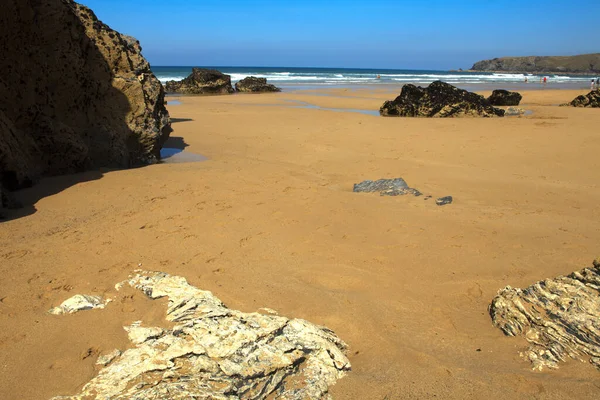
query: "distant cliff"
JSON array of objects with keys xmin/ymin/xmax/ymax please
[{"xmin": 471, "ymin": 53, "xmax": 600, "ymax": 74}]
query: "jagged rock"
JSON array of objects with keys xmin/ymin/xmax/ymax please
[
  {"xmin": 165, "ymin": 68, "xmax": 234, "ymax": 95},
  {"xmin": 0, "ymin": 0, "xmax": 171, "ymax": 197},
  {"xmin": 235, "ymin": 77, "xmax": 281, "ymax": 93},
  {"xmin": 487, "ymin": 90, "xmax": 522, "ymax": 106},
  {"xmin": 353, "ymin": 178, "xmax": 421, "ymax": 196},
  {"xmin": 489, "ymin": 259, "xmax": 600, "ymax": 371},
  {"xmin": 124, "ymin": 322, "xmax": 164, "ymax": 345},
  {"xmin": 96, "ymin": 349, "xmax": 121, "ymax": 366},
  {"xmin": 561, "ymin": 89, "xmax": 600, "ymax": 108},
  {"xmin": 505, "ymin": 107, "xmax": 526, "ymax": 116},
  {"xmin": 51, "ymin": 271, "xmax": 350, "ymax": 399},
  {"xmin": 48, "ymin": 294, "xmax": 106, "ymax": 315},
  {"xmin": 380, "ymin": 81, "xmax": 505, "ymax": 118},
  {"xmin": 435, "ymin": 196, "xmax": 453, "ymax": 206}
]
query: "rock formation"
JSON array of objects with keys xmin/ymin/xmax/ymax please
[
  {"xmin": 561, "ymin": 89, "xmax": 600, "ymax": 108},
  {"xmin": 48, "ymin": 294, "xmax": 107, "ymax": 315},
  {"xmin": 380, "ymin": 81, "xmax": 505, "ymax": 118},
  {"xmin": 165, "ymin": 68, "xmax": 235, "ymax": 95},
  {"xmin": 353, "ymin": 178, "xmax": 422, "ymax": 196},
  {"xmin": 50, "ymin": 271, "xmax": 350, "ymax": 399},
  {"xmin": 489, "ymin": 259, "xmax": 600, "ymax": 371},
  {"xmin": 0, "ymin": 0, "xmax": 170, "ymax": 198},
  {"xmin": 435, "ymin": 196, "xmax": 452, "ymax": 206},
  {"xmin": 471, "ymin": 53, "xmax": 600, "ymax": 73},
  {"xmin": 487, "ymin": 90, "xmax": 522, "ymax": 106},
  {"xmin": 235, "ymin": 77, "xmax": 281, "ymax": 93}
]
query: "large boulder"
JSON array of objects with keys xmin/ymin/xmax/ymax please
[
  {"xmin": 562, "ymin": 89, "xmax": 600, "ymax": 108},
  {"xmin": 0, "ymin": 0, "xmax": 170, "ymax": 194},
  {"xmin": 487, "ymin": 89, "xmax": 522, "ymax": 106},
  {"xmin": 165, "ymin": 68, "xmax": 235, "ymax": 95},
  {"xmin": 235, "ymin": 76, "xmax": 281, "ymax": 93},
  {"xmin": 380, "ymin": 81, "xmax": 505, "ymax": 117}
]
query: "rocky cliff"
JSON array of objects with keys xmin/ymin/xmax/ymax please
[
  {"xmin": 471, "ymin": 53, "xmax": 600, "ymax": 73},
  {"xmin": 0, "ymin": 0, "xmax": 170, "ymax": 201}
]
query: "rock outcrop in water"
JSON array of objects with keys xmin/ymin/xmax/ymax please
[
  {"xmin": 0, "ymin": 0, "xmax": 170, "ymax": 198},
  {"xmin": 561, "ymin": 89, "xmax": 600, "ymax": 108},
  {"xmin": 50, "ymin": 271, "xmax": 350, "ymax": 399},
  {"xmin": 487, "ymin": 90, "xmax": 522, "ymax": 106},
  {"xmin": 471, "ymin": 53, "xmax": 600, "ymax": 73},
  {"xmin": 379, "ymin": 81, "xmax": 505, "ymax": 118},
  {"xmin": 235, "ymin": 77, "xmax": 281, "ymax": 93},
  {"xmin": 165, "ymin": 68, "xmax": 235, "ymax": 95},
  {"xmin": 489, "ymin": 259, "xmax": 600, "ymax": 371}
]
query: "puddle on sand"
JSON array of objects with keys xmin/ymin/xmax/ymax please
[
  {"xmin": 166, "ymin": 99, "xmax": 182, "ymax": 106},
  {"xmin": 159, "ymin": 148, "xmax": 207, "ymax": 164},
  {"xmin": 284, "ymin": 99, "xmax": 380, "ymax": 116}
]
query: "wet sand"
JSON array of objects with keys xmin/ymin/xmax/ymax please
[{"xmin": 1, "ymin": 88, "xmax": 600, "ymax": 399}]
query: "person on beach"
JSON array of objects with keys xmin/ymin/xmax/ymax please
[
  {"xmin": 592, "ymin": 79, "xmax": 596, "ymax": 90},
  {"xmin": 543, "ymin": 76, "xmax": 547, "ymax": 85},
  {"xmin": 525, "ymin": 76, "xmax": 528, "ymax": 83}
]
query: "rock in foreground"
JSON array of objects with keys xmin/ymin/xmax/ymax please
[
  {"xmin": 489, "ymin": 259, "xmax": 600, "ymax": 371},
  {"xmin": 0, "ymin": 0, "xmax": 170, "ymax": 195},
  {"xmin": 487, "ymin": 90, "xmax": 522, "ymax": 106},
  {"xmin": 235, "ymin": 76, "xmax": 281, "ymax": 93},
  {"xmin": 353, "ymin": 178, "xmax": 422, "ymax": 196},
  {"xmin": 562, "ymin": 89, "xmax": 600, "ymax": 108},
  {"xmin": 165, "ymin": 68, "xmax": 235, "ymax": 94},
  {"xmin": 380, "ymin": 81, "xmax": 505, "ymax": 118},
  {"xmin": 51, "ymin": 271, "xmax": 350, "ymax": 399}
]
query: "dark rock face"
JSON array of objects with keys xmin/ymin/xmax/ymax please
[
  {"xmin": 562, "ymin": 89, "xmax": 600, "ymax": 108},
  {"xmin": 471, "ymin": 53, "xmax": 600, "ymax": 73},
  {"xmin": 165, "ymin": 68, "xmax": 234, "ymax": 95},
  {"xmin": 353, "ymin": 178, "xmax": 422, "ymax": 196},
  {"xmin": 490, "ymin": 260, "xmax": 600, "ymax": 371},
  {"xmin": 435, "ymin": 196, "xmax": 453, "ymax": 206},
  {"xmin": 235, "ymin": 77, "xmax": 281, "ymax": 93},
  {"xmin": 380, "ymin": 81, "xmax": 505, "ymax": 118},
  {"xmin": 0, "ymin": 0, "xmax": 170, "ymax": 195},
  {"xmin": 487, "ymin": 90, "xmax": 522, "ymax": 106}
]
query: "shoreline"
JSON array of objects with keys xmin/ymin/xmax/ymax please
[{"xmin": 2, "ymin": 87, "xmax": 600, "ymax": 399}]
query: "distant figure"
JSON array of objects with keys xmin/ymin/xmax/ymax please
[
  {"xmin": 592, "ymin": 79, "xmax": 596, "ymax": 90},
  {"xmin": 543, "ymin": 76, "xmax": 547, "ymax": 85},
  {"xmin": 376, "ymin": 74, "xmax": 381, "ymax": 79},
  {"xmin": 524, "ymin": 76, "xmax": 528, "ymax": 83}
]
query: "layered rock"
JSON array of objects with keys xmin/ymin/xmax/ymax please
[
  {"xmin": 380, "ymin": 81, "xmax": 504, "ymax": 118},
  {"xmin": 165, "ymin": 68, "xmax": 235, "ymax": 94},
  {"xmin": 489, "ymin": 259, "xmax": 600, "ymax": 371},
  {"xmin": 50, "ymin": 271, "xmax": 350, "ymax": 399},
  {"xmin": 487, "ymin": 90, "xmax": 522, "ymax": 106},
  {"xmin": 0, "ymin": 0, "xmax": 170, "ymax": 196},
  {"xmin": 235, "ymin": 76, "xmax": 281, "ymax": 93},
  {"xmin": 562, "ymin": 89, "xmax": 600, "ymax": 108},
  {"xmin": 471, "ymin": 53, "xmax": 600, "ymax": 73}
]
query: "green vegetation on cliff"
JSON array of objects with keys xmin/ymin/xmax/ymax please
[{"xmin": 471, "ymin": 53, "xmax": 600, "ymax": 73}]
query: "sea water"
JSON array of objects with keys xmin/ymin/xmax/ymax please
[{"xmin": 152, "ymin": 66, "xmax": 597, "ymax": 89}]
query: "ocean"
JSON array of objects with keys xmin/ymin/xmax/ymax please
[{"xmin": 152, "ymin": 66, "xmax": 598, "ymax": 89}]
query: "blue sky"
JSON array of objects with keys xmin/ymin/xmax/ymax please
[{"xmin": 83, "ymin": 0, "xmax": 599, "ymax": 69}]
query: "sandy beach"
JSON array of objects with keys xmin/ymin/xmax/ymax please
[{"xmin": 1, "ymin": 87, "xmax": 600, "ymax": 399}]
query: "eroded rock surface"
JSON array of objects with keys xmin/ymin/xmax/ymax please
[
  {"xmin": 48, "ymin": 294, "xmax": 106, "ymax": 315},
  {"xmin": 380, "ymin": 81, "xmax": 505, "ymax": 118},
  {"xmin": 353, "ymin": 178, "xmax": 422, "ymax": 196},
  {"xmin": 235, "ymin": 77, "xmax": 281, "ymax": 93},
  {"xmin": 489, "ymin": 259, "xmax": 600, "ymax": 371},
  {"xmin": 165, "ymin": 68, "xmax": 235, "ymax": 95},
  {"xmin": 562, "ymin": 89, "xmax": 600, "ymax": 108},
  {"xmin": 487, "ymin": 90, "xmax": 522, "ymax": 106},
  {"xmin": 51, "ymin": 271, "xmax": 350, "ymax": 399},
  {"xmin": 0, "ymin": 0, "xmax": 170, "ymax": 196}
]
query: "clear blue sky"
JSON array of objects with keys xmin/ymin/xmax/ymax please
[{"xmin": 82, "ymin": 0, "xmax": 599, "ymax": 70}]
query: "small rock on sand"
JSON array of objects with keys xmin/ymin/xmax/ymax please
[
  {"xmin": 436, "ymin": 196, "xmax": 453, "ymax": 206},
  {"xmin": 48, "ymin": 294, "xmax": 106, "ymax": 315}
]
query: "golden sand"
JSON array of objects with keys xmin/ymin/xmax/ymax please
[{"xmin": 1, "ymin": 88, "xmax": 600, "ymax": 399}]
